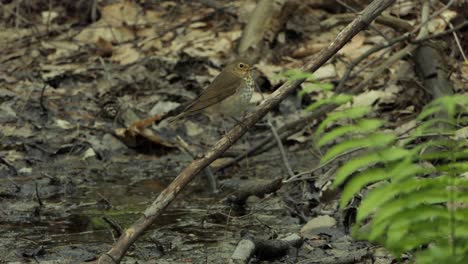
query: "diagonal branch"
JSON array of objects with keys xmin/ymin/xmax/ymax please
[{"xmin": 97, "ymin": 0, "xmax": 396, "ymax": 262}]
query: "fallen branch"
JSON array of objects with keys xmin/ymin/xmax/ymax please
[
  {"xmin": 97, "ymin": 0, "xmax": 396, "ymax": 262},
  {"xmin": 226, "ymin": 178, "xmax": 283, "ymax": 211},
  {"xmin": 230, "ymin": 232, "xmax": 302, "ymax": 264}
]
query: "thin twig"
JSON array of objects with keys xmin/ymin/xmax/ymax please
[
  {"xmin": 267, "ymin": 115, "xmax": 295, "ymax": 178},
  {"xmin": 412, "ymin": 20, "xmax": 468, "ymax": 44},
  {"xmin": 336, "ymin": 0, "xmax": 391, "ymax": 42},
  {"xmin": 102, "ymin": 216, "xmax": 124, "ymax": 237},
  {"xmin": 448, "ymin": 21, "xmax": 468, "ymax": 62},
  {"xmin": 335, "ymin": 32, "xmax": 411, "ymax": 92},
  {"xmin": 176, "ymin": 136, "xmax": 218, "ymax": 193},
  {"xmin": 39, "ymin": 83, "xmax": 47, "ymax": 113},
  {"xmin": 35, "ymin": 182, "xmax": 43, "ymax": 209},
  {"xmin": 284, "ymin": 147, "xmax": 366, "ymax": 183}
]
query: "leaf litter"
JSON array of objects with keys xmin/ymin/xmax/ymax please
[{"xmin": 0, "ymin": 0, "xmax": 466, "ymax": 263}]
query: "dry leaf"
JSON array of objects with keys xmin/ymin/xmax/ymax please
[
  {"xmin": 338, "ymin": 33, "xmax": 366, "ymax": 59},
  {"xmin": 96, "ymin": 37, "xmax": 114, "ymax": 57},
  {"xmin": 41, "ymin": 11, "xmax": 59, "ymax": 24},
  {"xmin": 111, "ymin": 44, "xmax": 140, "ymax": 65},
  {"xmin": 75, "ymin": 20, "xmax": 135, "ymax": 44},
  {"xmin": 41, "ymin": 40, "xmax": 80, "ymax": 61},
  {"xmin": 427, "ymin": 10, "xmax": 457, "ymax": 34},
  {"xmin": 390, "ymin": 0, "xmax": 415, "ymax": 16},
  {"xmin": 101, "ymin": 1, "xmax": 145, "ymax": 27},
  {"xmin": 314, "ymin": 64, "xmax": 336, "ymax": 80}
]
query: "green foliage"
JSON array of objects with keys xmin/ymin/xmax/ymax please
[
  {"xmin": 312, "ymin": 93, "xmax": 468, "ymax": 263},
  {"xmin": 281, "ymin": 68, "xmax": 343, "ymax": 112}
]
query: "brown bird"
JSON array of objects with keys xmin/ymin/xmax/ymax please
[{"xmin": 167, "ymin": 59, "xmax": 254, "ymax": 123}]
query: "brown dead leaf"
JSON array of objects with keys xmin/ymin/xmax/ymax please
[
  {"xmin": 427, "ymin": 10, "xmax": 457, "ymax": 34},
  {"xmin": 96, "ymin": 37, "xmax": 114, "ymax": 57},
  {"xmin": 300, "ymin": 215, "xmax": 337, "ymax": 239},
  {"xmin": 0, "ymin": 27, "xmax": 36, "ymax": 44},
  {"xmin": 75, "ymin": 20, "xmax": 135, "ymax": 44},
  {"xmin": 314, "ymin": 64, "xmax": 336, "ymax": 80},
  {"xmin": 4, "ymin": 150, "xmax": 25, "ymax": 163},
  {"xmin": 390, "ymin": 0, "xmax": 415, "ymax": 16},
  {"xmin": 40, "ymin": 63, "xmax": 86, "ymax": 80},
  {"xmin": 350, "ymin": 89, "xmax": 397, "ymax": 108},
  {"xmin": 101, "ymin": 1, "xmax": 145, "ymax": 27},
  {"xmin": 41, "ymin": 11, "xmax": 59, "ymax": 24},
  {"xmin": 111, "ymin": 44, "xmax": 141, "ymax": 65},
  {"xmin": 184, "ymin": 121, "xmax": 204, "ymax": 137},
  {"xmin": 115, "ymin": 126, "xmax": 175, "ymax": 149},
  {"xmin": 1, "ymin": 124, "xmax": 34, "ymax": 138},
  {"xmin": 338, "ymin": 33, "xmax": 366, "ymax": 59},
  {"xmin": 144, "ymin": 10, "xmax": 165, "ymax": 24},
  {"xmin": 41, "ymin": 40, "xmax": 80, "ymax": 61},
  {"xmin": 256, "ymin": 62, "xmax": 284, "ymax": 86},
  {"xmin": 115, "ymin": 114, "xmax": 175, "ymax": 148},
  {"xmin": 292, "ymin": 42, "xmax": 329, "ymax": 58},
  {"xmin": 461, "ymin": 63, "xmax": 468, "ymax": 82}
]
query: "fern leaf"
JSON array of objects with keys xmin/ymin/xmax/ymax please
[
  {"xmin": 436, "ymin": 162, "xmax": 468, "ymax": 173},
  {"xmin": 315, "ymin": 106, "xmax": 371, "ymax": 138},
  {"xmin": 322, "ymin": 133, "xmax": 396, "ymax": 163},
  {"xmin": 306, "ymin": 94, "xmax": 352, "ymax": 112},
  {"xmin": 333, "ymin": 147, "xmax": 408, "ymax": 187},
  {"xmin": 340, "ymin": 167, "xmax": 390, "ymax": 208},
  {"xmin": 318, "ymin": 119, "xmax": 383, "ymax": 147},
  {"xmin": 357, "ymin": 176, "xmax": 449, "ymax": 222},
  {"xmin": 299, "ymin": 83, "xmax": 334, "ymax": 98}
]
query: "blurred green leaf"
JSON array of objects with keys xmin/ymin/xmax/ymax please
[{"xmin": 318, "ymin": 119, "xmax": 383, "ymax": 147}]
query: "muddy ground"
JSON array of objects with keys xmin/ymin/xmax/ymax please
[{"xmin": 1, "ymin": 0, "xmax": 467, "ymax": 263}]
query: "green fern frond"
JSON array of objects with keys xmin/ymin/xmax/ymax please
[
  {"xmin": 321, "ymin": 133, "xmax": 396, "ymax": 163},
  {"xmin": 299, "ymin": 83, "xmax": 334, "ymax": 98},
  {"xmin": 416, "ymin": 243, "xmax": 468, "ymax": 264},
  {"xmin": 384, "ymin": 205, "xmax": 449, "ymax": 248},
  {"xmin": 315, "ymin": 106, "xmax": 371, "ymax": 138},
  {"xmin": 305, "ymin": 93, "xmax": 353, "ymax": 112},
  {"xmin": 281, "ymin": 69, "xmax": 315, "ymax": 81},
  {"xmin": 318, "ymin": 119, "xmax": 384, "ymax": 147},
  {"xmin": 418, "ymin": 95, "xmax": 468, "ymax": 120},
  {"xmin": 436, "ymin": 162, "xmax": 468, "ymax": 173},
  {"xmin": 369, "ymin": 188, "xmax": 449, "ymax": 241},
  {"xmin": 340, "ymin": 167, "xmax": 390, "ymax": 208},
  {"xmin": 312, "ymin": 91, "xmax": 468, "ymax": 262},
  {"xmin": 357, "ymin": 176, "xmax": 448, "ymax": 222},
  {"xmin": 333, "ymin": 147, "xmax": 409, "ymax": 187},
  {"xmin": 421, "ymin": 149, "xmax": 468, "ymax": 161}
]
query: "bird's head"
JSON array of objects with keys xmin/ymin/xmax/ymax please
[{"xmin": 226, "ymin": 60, "xmax": 251, "ymax": 77}]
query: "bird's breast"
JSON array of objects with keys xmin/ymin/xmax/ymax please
[
  {"xmin": 207, "ymin": 74, "xmax": 254, "ymax": 117},
  {"xmin": 239, "ymin": 75, "xmax": 254, "ymax": 104}
]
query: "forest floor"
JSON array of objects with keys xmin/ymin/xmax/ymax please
[{"xmin": 0, "ymin": 0, "xmax": 466, "ymax": 263}]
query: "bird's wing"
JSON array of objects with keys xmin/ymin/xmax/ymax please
[{"xmin": 182, "ymin": 70, "xmax": 241, "ymax": 114}]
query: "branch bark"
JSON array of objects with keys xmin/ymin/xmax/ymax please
[{"xmin": 97, "ymin": 0, "xmax": 396, "ymax": 262}]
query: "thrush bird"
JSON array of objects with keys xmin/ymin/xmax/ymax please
[{"xmin": 167, "ymin": 59, "xmax": 254, "ymax": 123}]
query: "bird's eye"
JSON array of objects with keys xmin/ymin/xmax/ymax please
[{"xmin": 239, "ymin": 63, "xmax": 244, "ymax": 68}]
